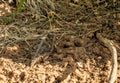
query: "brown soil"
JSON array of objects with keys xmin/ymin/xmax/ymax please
[{"xmin": 0, "ymin": 0, "xmax": 120, "ymax": 83}]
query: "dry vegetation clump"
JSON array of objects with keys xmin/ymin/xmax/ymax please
[
  {"xmin": 0, "ymin": 0, "xmax": 120, "ymax": 83},
  {"xmin": 24, "ymin": 0, "xmax": 55, "ymax": 18}
]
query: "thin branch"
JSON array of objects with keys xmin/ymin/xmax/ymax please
[{"xmin": 96, "ymin": 33, "xmax": 118, "ymax": 83}]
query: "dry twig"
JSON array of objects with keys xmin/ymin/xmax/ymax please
[{"xmin": 96, "ymin": 33, "xmax": 118, "ymax": 83}]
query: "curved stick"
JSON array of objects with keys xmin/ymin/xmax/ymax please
[{"xmin": 96, "ymin": 33, "xmax": 117, "ymax": 83}]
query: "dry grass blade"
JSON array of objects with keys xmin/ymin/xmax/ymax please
[
  {"xmin": 24, "ymin": 0, "xmax": 55, "ymax": 17},
  {"xmin": 96, "ymin": 33, "xmax": 118, "ymax": 83},
  {"xmin": 31, "ymin": 32, "xmax": 55, "ymax": 66}
]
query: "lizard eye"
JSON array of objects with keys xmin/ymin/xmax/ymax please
[{"xmin": 8, "ymin": 0, "xmax": 16, "ymax": 7}]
